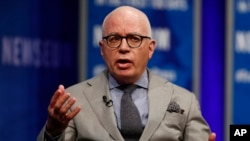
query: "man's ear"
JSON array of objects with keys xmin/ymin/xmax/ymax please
[
  {"xmin": 99, "ymin": 40, "xmax": 104, "ymax": 56},
  {"xmin": 149, "ymin": 40, "xmax": 156, "ymax": 59}
]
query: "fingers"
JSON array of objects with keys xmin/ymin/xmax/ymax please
[
  {"xmin": 46, "ymin": 85, "xmax": 81, "ymax": 136},
  {"xmin": 53, "ymin": 92, "xmax": 71, "ymax": 115},
  {"xmin": 61, "ymin": 106, "xmax": 81, "ymax": 121},
  {"xmin": 48, "ymin": 84, "xmax": 80, "ymax": 120},
  {"xmin": 50, "ymin": 85, "xmax": 65, "ymax": 107},
  {"xmin": 60, "ymin": 97, "xmax": 76, "ymax": 114},
  {"xmin": 59, "ymin": 97, "xmax": 80, "ymax": 120},
  {"xmin": 67, "ymin": 105, "xmax": 81, "ymax": 119}
]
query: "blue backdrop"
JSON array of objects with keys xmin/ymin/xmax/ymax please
[
  {"xmin": 232, "ymin": 0, "xmax": 250, "ymax": 124},
  {"xmin": 201, "ymin": 1, "xmax": 225, "ymax": 141},
  {"xmin": 0, "ymin": 0, "xmax": 78, "ymax": 140}
]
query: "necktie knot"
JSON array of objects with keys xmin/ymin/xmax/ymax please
[{"xmin": 119, "ymin": 84, "xmax": 137, "ymax": 94}]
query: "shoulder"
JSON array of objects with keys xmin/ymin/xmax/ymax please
[
  {"xmin": 65, "ymin": 71, "xmax": 108, "ymax": 94},
  {"xmin": 149, "ymin": 70, "xmax": 196, "ymax": 99}
]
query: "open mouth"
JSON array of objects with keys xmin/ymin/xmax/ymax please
[
  {"xmin": 116, "ymin": 59, "xmax": 132, "ymax": 69},
  {"xmin": 117, "ymin": 59, "xmax": 131, "ymax": 63}
]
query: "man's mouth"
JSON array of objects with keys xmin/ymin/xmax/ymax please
[{"xmin": 116, "ymin": 59, "xmax": 132, "ymax": 69}]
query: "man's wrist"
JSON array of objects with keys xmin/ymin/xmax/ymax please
[
  {"xmin": 45, "ymin": 123, "xmax": 63, "ymax": 137},
  {"xmin": 44, "ymin": 130, "xmax": 61, "ymax": 141}
]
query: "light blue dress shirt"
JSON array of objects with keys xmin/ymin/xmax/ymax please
[{"xmin": 108, "ymin": 70, "xmax": 149, "ymax": 129}]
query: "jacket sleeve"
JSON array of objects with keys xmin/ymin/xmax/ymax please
[{"xmin": 183, "ymin": 94, "xmax": 211, "ymax": 141}]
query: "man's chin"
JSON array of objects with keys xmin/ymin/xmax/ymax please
[
  {"xmin": 113, "ymin": 70, "xmax": 135, "ymax": 83},
  {"xmin": 115, "ymin": 69, "xmax": 133, "ymax": 76}
]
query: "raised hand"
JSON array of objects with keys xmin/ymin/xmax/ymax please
[{"xmin": 46, "ymin": 85, "xmax": 81, "ymax": 136}]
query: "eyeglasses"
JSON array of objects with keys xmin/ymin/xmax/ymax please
[{"xmin": 102, "ymin": 34, "xmax": 151, "ymax": 48}]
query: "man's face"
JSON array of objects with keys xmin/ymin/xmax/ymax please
[{"xmin": 99, "ymin": 10, "xmax": 155, "ymax": 84}]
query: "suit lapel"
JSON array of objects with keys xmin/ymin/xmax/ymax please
[
  {"xmin": 140, "ymin": 72, "xmax": 173, "ymax": 141},
  {"xmin": 84, "ymin": 71, "xmax": 123, "ymax": 141}
]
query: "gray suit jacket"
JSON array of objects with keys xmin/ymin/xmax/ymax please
[{"xmin": 37, "ymin": 70, "xmax": 210, "ymax": 141}]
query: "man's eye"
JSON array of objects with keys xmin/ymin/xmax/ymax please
[
  {"xmin": 129, "ymin": 36, "xmax": 141, "ymax": 42},
  {"xmin": 109, "ymin": 36, "xmax": 120, "ymax": 42}
]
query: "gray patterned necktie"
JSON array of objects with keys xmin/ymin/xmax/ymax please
[{"xmin": 119, "ymin": 84, "xmax": 142, "ymax": 140}]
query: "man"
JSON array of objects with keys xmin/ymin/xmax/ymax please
[{"xmin": 37, "ymin": 6, "xmax": 215, "ymax": 141}]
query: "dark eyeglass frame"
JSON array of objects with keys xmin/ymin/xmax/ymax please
[{"xmin": 102, "ymin": 34, "xmax": 151, "ymax": 48}]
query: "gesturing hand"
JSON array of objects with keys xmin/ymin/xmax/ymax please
[{"xmin": 46, "ymin": 85, "xmax": 81, "ymax": 136}]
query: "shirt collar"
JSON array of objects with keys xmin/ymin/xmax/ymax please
[{"xmin": 108, "ymin": 70, "xmax": 149, "ymax": 90}]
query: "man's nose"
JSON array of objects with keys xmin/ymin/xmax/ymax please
[{"xmin": 119, "ymin": 38, "xmax": 130, "ymax": 51}]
